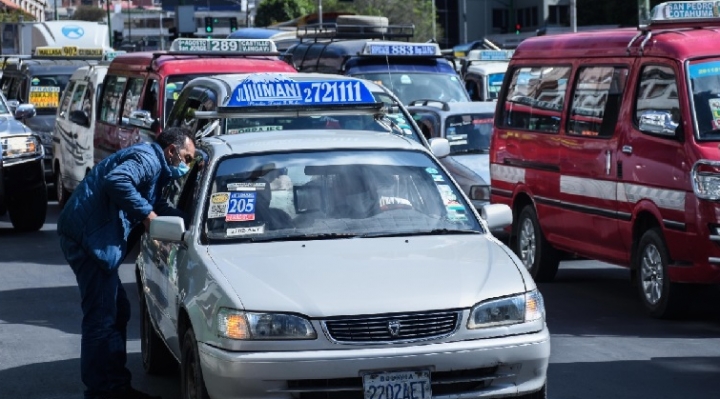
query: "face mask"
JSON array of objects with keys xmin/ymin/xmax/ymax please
[{"xmin": 168, "ymin": 152, "xmax": 190, "ymax": 179}]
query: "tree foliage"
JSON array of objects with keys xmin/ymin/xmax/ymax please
[
  {"xmin": 72, "ymin": 5, "xmax": 107, "ymax": 22},
  {"xmin": 255, "ymin": 0, "xmax": 314, "ymax": 27},
  {"xmin": 0, "ymin": 9, "xmax": 35, "ymax": 23}
]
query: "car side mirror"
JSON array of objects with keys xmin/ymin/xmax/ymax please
[
  {"xmin": 128, "ymin": 110, "xmax": 157, "ymax": 130},
  {"xmin": 7, "ymin": 99, "xmax": 19, "ymax": 114},
  {"xmin": 69, "ymin": 110, "xmax": 90, "ymax": 127},
  {"xmin": 638, "ymin": 110, "xmax": 678, "ymax": 136},
  {"xmin": 480, "ymin": 203, "xmax": 513, "ymax": 230},
  {"xmin": 149, "ymin": 216, "xmax": 185, "ymax": 242},
  {"xmin": 14, "ymin": 103, "xmax": 36, "ymax": 120},
  {"xmin": 429, "ymin": 138, "xmax": 450, "ymax": 158}
]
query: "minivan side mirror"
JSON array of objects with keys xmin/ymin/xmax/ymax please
[
  {"xmin": 638, "ymin": 110, "xmax": 679, "ymax": 136},
  {"xmin": 69, "ymin": 110, "xmax": 90, "ymax": 127},
  {"xmin": 128, "ymin": 110, "xmax": 156, "ymax": 130},
  {"xmin": 14, "ymin": 103, "xmax": 36, "ymax": 120},
  {"xmin": 429, "ymin": 137, "xmax": 451, "ymax": 158}
]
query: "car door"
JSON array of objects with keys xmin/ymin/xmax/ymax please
[
  {"xmin": 556, "ymin": 64, "xmax": 629, "ymax": 263},
  {"xmin": 54, "ymin": 80, "xmax": 75, "ymax": 185},
  {"xmin": 63, "ymin": 81, "xmax": 90, "ymax": 188}
]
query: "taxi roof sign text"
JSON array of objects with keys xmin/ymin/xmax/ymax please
[
  {"xmin": 170, "ymin": 38, "xmax": 278, "ymax": 53},
  {"xmin": 226, "ymin": 74, "xmax": 376, "ymax": 107},
  {"xmin": 362, "ymin": 42, "xmax": 442, "ymax": 57},
  {"xmin": 34, "ymin": 46, "xmax": 110, "ymax": 59},
  {"xmin": 650, "ymin": 1, "xmax": 720, "ymax": 22},
  {"xmin": 468, "ymin": 50, "xmax": 515, "ymax": 61}
]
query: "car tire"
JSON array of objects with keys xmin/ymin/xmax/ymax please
[
  {"xmin": 515, "ymin": 205, "xmax": 559, "ymax": 282},
  {"xmin": 55, "ymin": 169, "xmax": 70, "ymax": 209},
  {"xmin": 8, "ymin": 186, "xmax": 47, "ymax": 232},
  {"xmin": 519, "ymin": 385, "xmax": 547, "ymax": 399},
  {"xmin": 141, "ymin": 298, "xmax": 176, "ymax": 375},
  {"xmin": 181, "ymin": 328, "xmax": 210, "ymax": 399},
  {"xmin": 634, "ymin": 228, "xmax": 686, "ymax": 319}
]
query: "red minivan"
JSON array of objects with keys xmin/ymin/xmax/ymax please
[
  {"xmin": 94, "ymin": 38, "xmax": 296, "ymax": 162},
  {"xmin": 491, "ymin": 1, "xmax": 720, "ymax": 318}
]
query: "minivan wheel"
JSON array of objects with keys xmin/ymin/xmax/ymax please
[
  {"xmin": 515, "ymin": 205, "xmax": 559, "ymax": 282},
  {"xmin": 8, "ymin": 186, "xmax": 47, "ymax": 232},
  {"xmin": 181, "ymin": 328, "xmax": 210, "ymax": 399},
  {"xmin": 635, "ymin": 228, "xmax": 685, "ymax": 318},
  {"xmin": 55, "ymin": 169, "xmax": 70, "ymax": 209},
  {"xmin": 141, "ymin": 298, "xmax": 176, "ymax": 375}
]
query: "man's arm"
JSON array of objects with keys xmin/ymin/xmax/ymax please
[{"xmin": 103, "ymin": 151, "xmax": 159, "ymax": 225}]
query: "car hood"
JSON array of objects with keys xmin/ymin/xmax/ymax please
[
  {"xmin": 0, "ymin": 115, "xmax": 31, "ymax": 136},
  {"xmin": 448, "ymin": 154, "xmax": 490, "ymax": 184},
  {"xmin": 24, "ymin": 114, "xmax": 55, "ymax": 133},
  {"xmin": 206, "ymin": 235, "xmax": 527, "ymax": 317}
]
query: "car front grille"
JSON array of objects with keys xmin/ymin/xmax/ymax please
[{"xmin": 323, "ymin": 310, "xmax": 461, "ymax": 343}]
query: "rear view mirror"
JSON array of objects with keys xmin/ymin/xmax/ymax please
[
  {"xmin": 14, "ymin": 103, "xmax": 36, "ymax": 120},
  {"xmin": 480, "ymin": 203, "xmax": 513, "ymax": 230},
  {"xmin": 638, "ymin": 110, "xmax": 678, "ymax": 136},
  {"xmin": 149, "ymin": 216, "xmax": 185, "ymax": 242},
  {"xmin": 429, "ymin": 138, "xmax": 450, "ymax": 158},
  {"xmin": 293, "ymin": 185, "xmax": 324, "ymax": 214},
  {"xmin": 69, "ymin": 110, "xmax": 90, "ymax": 128}
]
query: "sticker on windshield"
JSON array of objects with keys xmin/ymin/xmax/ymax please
[
  {"xmin": 710, "ymin": 99, "xmax": 720, "ymax": 119},
  {"xmin": 29, "ymin": 86, "xmax": 60, "ymax": 108},
  {"xmin": 208, "ymin": 192, "xmax": 230, "ymax": 219},
  {"xmin": 227, "ymin": 182, "xmax": 266, "ymax": 191},
  {"xmin": 228, "ymin": 126, "xmax": 283, "ymax": 134},
  {"xmin": 227, "ymin": 224, "xmax": 265, "ymax": 237},
  {"xmin": 446, "ymin": 203, "xmax": 468, "ymax": 222},
  {"xmin": 226, "ymin": 191, "xmax": 256, "ymax": 222},
  {"xmin": 433, "ymin": 174, "xmax": 445, "ymax": 182},
  {"xmin": 425, "ymin": 167, "xmax": 438, "ymax": 174}
]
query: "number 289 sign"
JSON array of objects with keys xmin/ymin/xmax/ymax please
[{"xmin": 226, "ymin": 191, "xmax": 256, "ymax": 222}]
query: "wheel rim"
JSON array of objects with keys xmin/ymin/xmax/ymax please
[
  {"xmin": 518, "ymin": 217, "xmax": 536, "ymax": 270},
  {"xmin": 640, "ymin": 243, "xmax": 664, "ymax": 305},
  {"xmin": 55, "ymin": 172, "xmax": 63, "ymax": 203}
]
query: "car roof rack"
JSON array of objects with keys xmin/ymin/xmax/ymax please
[{"xmin": 407, "ymin": 99, "xmax": 450, "ymax": 111}]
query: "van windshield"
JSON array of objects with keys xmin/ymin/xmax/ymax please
[
  {"xmin": 689, "ymin": 59, "xmax": 720, "ymax": 140},
  {"xmin": 352, "ymin": 73, "xmax": 469, "ymax": 105},
  {"xmin": 28, "ymin": 74, "xmax": 70, "ymax": 113},
  {"xmin": 446, "ymin": 113, "xmax": 493, "ymax": 154}
]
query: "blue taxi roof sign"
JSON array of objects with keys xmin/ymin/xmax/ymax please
[
  {"xmin": 468, "ymin": 49, "xmax": 515, "ymax": 61},
  {"xmin": 169, "ymin": 38, "xmax": 277, "ymax": 53},
  {"xmin": 104, "ymin": 51, "xmax": 126, "ymax": 61},
  {"xmin": 649, "ymin": 1, "xmax": 720, "ymax": 23},
  {"xmin": 225, "ymin": 74, "xmax": 376, "ymax": 108},
  {"xmin": 360, "ymin": 41, "xmax": 442, "ymax": 57}
]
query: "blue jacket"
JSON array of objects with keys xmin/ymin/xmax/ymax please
[{"xmin": 58, "ymin": 142, "xmax": 182, "ymax": 272}]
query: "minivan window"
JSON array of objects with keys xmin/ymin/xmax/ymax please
[
  {"xmin": 29, "ymin": 74, "xmax": 70, "ymax": 114},
  {"xmin": 500, "ymin": 66, "xmax": 571, "ymax": 133},
  {"xmin": 634, "ymin": 65, "xmax": 680, "ymax": 135},
  {"xmin": 58, "ymin": 81, "xmax": 76, "ymax": 119},
  {"xmin": 568, "ymin": 66, "xmax": 628, "ymax": 137},
  {"xmin": 446, "ymin": 113, "xmax": 493, "ymax": 154},
  {"xmin": 121, "ymin": 77, "xmax": 145, "ymax": 122},
  {"xmin": 100, "ymin": 75, "xmax": 128, "ymax": 124},
  {"xmin": 688, "ymin": 59, "xmax": 720, "ymax": 140},
  {"xmin": 68, "ymin": 83, "xmax": 87, "ymax": 115},
  {"xmin": 164, "ymin": 74, "xmax": 204, "ymax": 123}
]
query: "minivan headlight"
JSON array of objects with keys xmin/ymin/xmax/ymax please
[
  {"xmin": 1, "ymin": 135, "xmax": 41, "ymax": 159},
  {"xmin": 692, "ymin": 160, "xmax": 720, "ymax": 200},
  {"xmin": 467, "ymin": 290, "xmax": 545, "ymax": 329},
  {"xmin": 217, "ymin": 308, "xmax": 317, "ymax": 340}
]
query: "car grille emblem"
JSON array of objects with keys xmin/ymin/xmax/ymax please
[{"xmin": 388, "ymin": 320, "xmax": 401, "ymax": 337}]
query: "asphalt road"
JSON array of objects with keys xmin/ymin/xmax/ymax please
[{"xmin": 1, "ymin": 202, "xmax": 720, "ymax": 399}]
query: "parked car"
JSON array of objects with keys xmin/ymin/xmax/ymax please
[
  {"xmin": 0, "ymin": 93, "xmax": 47, "ymax": 231},
  {"xmin": 137, "ymin": 72, "xmax": 549, "ymax": 399}
]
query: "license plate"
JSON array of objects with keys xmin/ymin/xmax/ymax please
[{"xmin": 362, "ymin": 370, "xmax": 432, "ymax": 399}]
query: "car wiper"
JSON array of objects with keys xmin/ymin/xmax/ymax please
[
  {"xmin": 247, "ymin": 232, "xmax": 360, "ymax": 243},
  {"xmin": 451, "ymin": 148, "xmax": 490, "ymax": 155},
  {"xmin": 359, "ymin": 228, "xmax": 481, "ymax": 238}
]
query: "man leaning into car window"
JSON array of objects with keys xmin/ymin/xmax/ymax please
[{"xmin": 57, "ymin": 127, "xmax": 197, "ymax": 399}]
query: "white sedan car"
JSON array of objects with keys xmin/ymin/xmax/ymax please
[{"xmin": 138, "ymin": 117, "xmax": 549, "ymax": 399}]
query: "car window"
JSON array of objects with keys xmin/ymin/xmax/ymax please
[
  {"xmin": 354, "ymin": 73, "xmax": 469, "ymax": 104},
  {"xmin": 203, "ymin": 149, "xmax": 482, "ymax": 242},
  {"xmin": 445, "ymin": 113, "xmax": 493, "ymax": 153},
  {"xmin": 58, "ymin": 81, "xmax": 76, "ymax": 119},
  {"xmin": 121, "ymin": 77, "xmax": 145, "ymax": 122},
  {"xmin": 142, "ymin": 79, "xmax": 159, "ymax": 119},
  {"xmin": 68, "ymin": 82, "xmax": 87, "ymax": 118},
  {"xmin": 100, "ymin": 75, "xmax": 127, "ymax": 124},
  {"xmin": 568, "ymin": 66, "xmax": 628, "ymax": 138}
]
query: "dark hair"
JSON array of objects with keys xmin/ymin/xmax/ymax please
[{"xmin": 156, "ymin": 126, "xmax": 194, "ymax": 149}]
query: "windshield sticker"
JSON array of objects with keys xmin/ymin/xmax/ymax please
[
  {"xmin": 226, "ymin": 191, "xmax": 257, "ymax": 222},
  {"xmin": 473, "ymin": 118, "xmax": 494, "ymax": 124},
  {"xmin": 29, "ymin": 86, "xmax": 60, "ymax": 108},
  {"xmin": 227, "ymin": 182, "xmax": 266, "ymax": 191},
  {"xmin": 228, "ymin": 126, "xmax": 283, "ymax": 134},
  {"xmin": 31, "ymin": 77, "xmax": 40, "ymax": 85},
  {"xmin": 433, "ymin": 174, "xmax": 445, "ymax": 182},
  {"xmin": 437, "ymin": 184, "xmax": 457, "ymax": 204},
  {"xmin": 710, "ymin": 99, "xmax": 720, "ymax": 118},
  {"xmin": 689, "ymin": 61, "xmax": 720, "ymax": 79},
  {"xmin": 208, "ymin": 193, "xmax": 230, "ymax": 219},
  {"xmin": 425, "ymin": 167, "xmax": 438, "ymax": 174},
  {"xmin": 447, "ymin": 203, "xmax": 469, "ymax": 222},
  {"xmin": 227, "ymin": 224, "xmax": 265, "ymax": 237}
]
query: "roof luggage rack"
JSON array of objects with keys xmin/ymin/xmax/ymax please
[{"xmin": 298, "ymin": 22, "xmax": 415, "ymax": 42}]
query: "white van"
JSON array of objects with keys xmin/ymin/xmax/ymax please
[
  {"xmin": 461, "ymin": 50, "xmax": 514, "ymax": 102},
  {"xmin": 52, "ymin": 63, "xmax": 108, "ymax": 207}
]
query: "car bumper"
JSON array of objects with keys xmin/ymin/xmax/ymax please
[
  {"xmin": 2, "ymin": 156, "xmax": 45, "ymax": 194},
  {"xmin": 199, "ymin": 327, "xmax": 550, "ymax": 399}
]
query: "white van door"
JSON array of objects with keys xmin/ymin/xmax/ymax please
[{"xmin": 64, "ymin": 81, "xmax": 93, "ymax": 189}]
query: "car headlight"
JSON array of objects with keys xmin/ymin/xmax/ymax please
[
  {"xmin": 470, "ymin": 185, "xmax": 490, "ymax": 201},
  {"xmin": 692, "ymin": 160, "xmax": 720, "ymax": 200},
  {"xmin": 217, "ymin": 308, "xmax": 317, "ymax": 340},
  {"xmin": 1, "ymin": 135, "xmax": 42, "ymax": 159},
  {"xmin": 467, "ymin": 290, "xmax": 545, "ymax": 329}
]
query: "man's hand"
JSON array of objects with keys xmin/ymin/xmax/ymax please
[{"xmin": 143, "ymin": 211, "xmax": 158, "ymax": 232}]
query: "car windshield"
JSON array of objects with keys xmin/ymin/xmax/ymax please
[
  {"xmin": 688, "ymin": 59, "xmax": 720, "ymax": 140},
  {"xmin": 0, "ymin": 94, "xmax": 10, "ymax": 115},
  {"xmin": 204, "ymin": 149, "xmax": 483, "ymax": 242},
  {"xmin": 223, "ymin": 91, "xmax": 423, "ymax": 143},
  {"xmin": 353, "ymin": 73, "xmax": 469, "ymax": 105},
  {"xmin": 487, "ymin": 73, "xmax": 505, "ymax": 99},
  {"xmin": 28, "ymin": 74, "xmax": 71, "ymax": 113},
  {"xmin": 446, "ymin": 113, "xmax": 493, "ymax": 154}
]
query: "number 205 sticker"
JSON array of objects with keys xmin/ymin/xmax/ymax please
[{"xmin": 226, "ymin": 191, "xmax": 256, "ymax": 222}]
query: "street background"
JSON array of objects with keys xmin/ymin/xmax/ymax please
[{"xmin": 2, "ymin": 202, "xmax": 720, "ymax": 399}]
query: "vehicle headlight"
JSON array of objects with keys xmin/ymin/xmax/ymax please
[
  {"xmin": 217, "ymin": 308, "xmax": 317, "ymax": 340},
  {"xmin": 692, "ymin": 160, "xmax": 720, "ymax": 200},
  {"xmin": 467, "ymin": 290, "xmax": 545, "ymax": 329},
  {"xmin": 1, "ymin": 135, "xmax": 42, "ymax": 159},
  {"xmin": 470, "ymin": 185, "xmax": 490, "ymax": 201}
]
